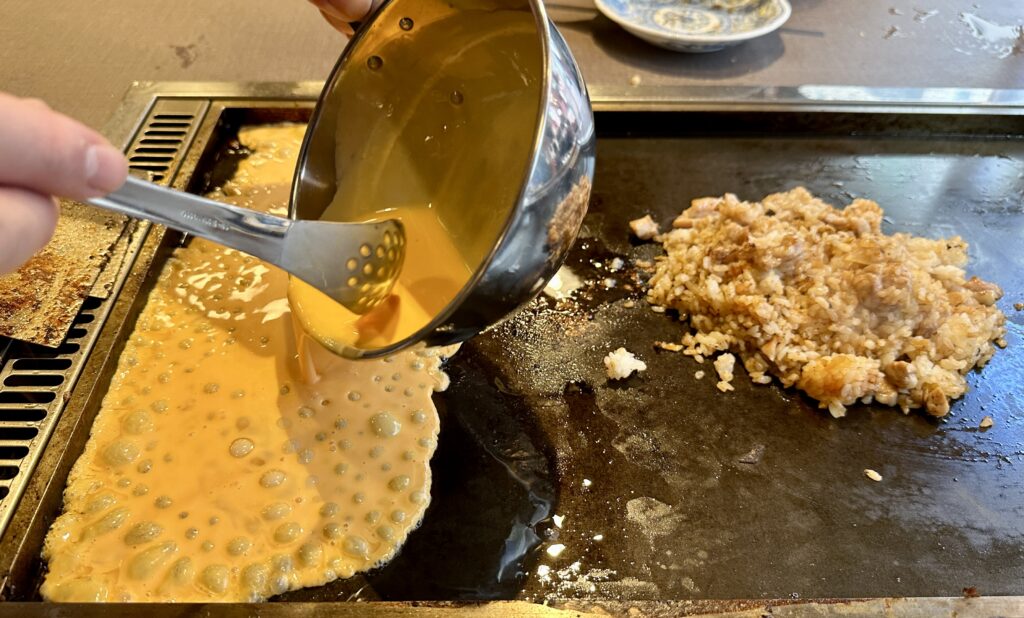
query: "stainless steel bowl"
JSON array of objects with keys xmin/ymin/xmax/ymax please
[{"xmin": 291, "ymin": 0, "xmax": 595, "ymax": 358}]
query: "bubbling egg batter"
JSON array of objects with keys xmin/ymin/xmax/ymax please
[{"xmin": 41, "ymin": 125, "xmax": 455, "ymax": 602}]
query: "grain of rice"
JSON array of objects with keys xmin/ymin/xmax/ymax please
[
  {"xmin": 604, "ymin": 348, "xmax": 647, "ymax": 380},
  {"xmin": 713, "ymin": 353, "xmax": 736, "ymax": 391}
]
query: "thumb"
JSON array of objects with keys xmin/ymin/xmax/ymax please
[
  {"xmin": 0, "ymin": 188, "xmax": 59, "ymax": 274},
  {"xmin": 0, "ymin": 93, "xmax": 129, "ymax": 201}
]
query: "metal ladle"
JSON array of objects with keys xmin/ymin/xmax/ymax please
[
  {"xmin": 292, "ymin": 0, "xmax": 596, "ymax": 358},
  {"xmin": 87, "ymin": 175, "xmax": 405, "ymax": 314}
]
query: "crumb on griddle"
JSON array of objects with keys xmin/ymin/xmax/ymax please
[
  {"xmin": 714, "ymin": 353, "xmax": 736, "ymax": 392},
  {"xmin": 604, "ymin": 347, "xmax": 647, "ymax": 380},
  {"xmin": 738, "ymin": 444, "xmax": 766, "ymax": 465}
]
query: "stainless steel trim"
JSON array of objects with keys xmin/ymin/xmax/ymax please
[
  {"xmin": 0, "ymin": 594, "xmax": 1021, "ymax": 615},
  {"xmin": 589, "ymin": 84, "xmax": 1024, "ymax": 113},
  {"xmin": 110, "ymin": 81, "xmax": 1024, "ymax": 115}
]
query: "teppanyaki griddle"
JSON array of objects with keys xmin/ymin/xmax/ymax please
[{"xmin": 0, "ymin": 83, "xmax": 1020, "ymax": 616}]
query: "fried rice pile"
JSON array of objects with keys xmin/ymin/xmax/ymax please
[{"xmin": 645, "ymin": 187, "xmax": 1006, "ymax": 417}]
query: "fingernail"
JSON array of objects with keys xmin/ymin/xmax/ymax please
[{"xmin": 85, "ymin": 144, "xmax": 128, "ymax": 194}]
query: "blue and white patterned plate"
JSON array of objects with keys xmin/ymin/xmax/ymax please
[{"xmin": 594, "ymin": 0, "xmax": 792, "ymax": 53}]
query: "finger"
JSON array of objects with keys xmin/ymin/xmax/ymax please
[
  {"xmin": 0, "ymin": 93, "xmax": 128, "ymax": 200},
  {"xmin": 0, "ymin": 187, "xmax": 59, "ymax": 274},
  {"xmin": 310, "ymin": 0, "xmax": 372, "ymax": 22},
  {"xmin": 318, "ymin": 8, "xmax": 355, "ymax": 35}
]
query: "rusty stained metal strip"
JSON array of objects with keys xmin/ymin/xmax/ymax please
[
  {"xmin": 0, "ymin": 99, "xmax": 209, "ymax": 344},
  {"xmin": 0, "ymin": 202, "xmax": 126, "ymax": 348}
]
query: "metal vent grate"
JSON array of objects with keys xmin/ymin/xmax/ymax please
[
  {"xmin": 0, "ymin": 298, "xmax": 102, "ymax": 507},
  {"xmin": 126, "ymin": 100, "xmax": 207, "ymax": 183},
  {"xmin": 0, "ymin": 99, "xmax": 207, "ymax": 535}
]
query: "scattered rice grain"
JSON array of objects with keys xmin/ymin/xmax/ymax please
[{"xmin": 629, "ymin": 215, "xmax": 660, "ymax": 240}]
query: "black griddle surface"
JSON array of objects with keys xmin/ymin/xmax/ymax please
[
  {"xmin": 287, "ymin": 111, "xmax": 1024, "ymax": 602},
  {"xmin": 7, "ymin": 108, "xmax": 1023, "ymax": 605}
]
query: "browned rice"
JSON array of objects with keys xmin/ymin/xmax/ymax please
[{"xmin": 646, "ymin": 187, "xmax": 1006, "ymax": 418}]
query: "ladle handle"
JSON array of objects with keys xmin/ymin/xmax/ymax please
[{"xmin": 87, "ymin": 175, "xmax": 292, "ymax": 264}]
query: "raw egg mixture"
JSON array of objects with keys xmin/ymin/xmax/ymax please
[
  {"xmin": 289, "ymin": 205, "xmax": 472, "ymax": 353},
  {"xmin": 41, "ymin": 125, "xmax": 457, "ymax": 602}
]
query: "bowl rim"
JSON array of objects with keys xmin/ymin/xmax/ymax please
[{"xmin": 593, "ymin": 0, "xmax": 792, "ymax": 45}]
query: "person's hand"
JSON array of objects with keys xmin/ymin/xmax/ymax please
[
  {"xmin": 307, "ymin": 0, "xmax": 380, "ymax": 35},
  {"xmin": 0, "ymin": 93, "xmax": 128, "ymax": 275}
]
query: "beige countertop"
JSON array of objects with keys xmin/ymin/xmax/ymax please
[{"xmin": 1, "ymin": 0, "xmax": 1022, "ymax": 133}]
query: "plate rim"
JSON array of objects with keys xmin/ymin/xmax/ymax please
[{"xmin": 593, "ymin": 0, "xmax": 793, "ymax": 46}]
